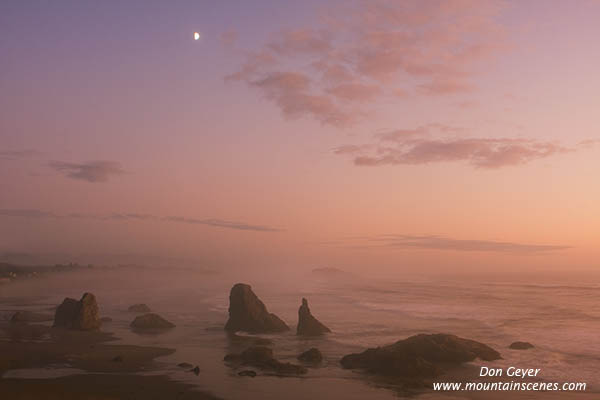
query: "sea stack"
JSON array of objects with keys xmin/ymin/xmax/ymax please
[
  {"xmin": 53, "ymin": 292, "xmax": 101, "ymax": 330},
  {"xmin": 341, "ymin": 333, "xmax": 501, "ymax": 380},
  {"xmin": 224, "ymin": 283, "xmax": 289, "ymax": 333},
  {"xmin": 297, "ymin": 298, "xmax": 331, "ymax": 336},
  {"xmin": 509, "ymin": 341, "xmax": 534, "ymax": 350},
  {"xmin": 130, "ymin": 313, "xmax": 175, "ymax": 330}
]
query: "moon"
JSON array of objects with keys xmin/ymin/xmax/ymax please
[{"xmin": 194, "ymin": 32, "xmax": 200, "ymax": 41}]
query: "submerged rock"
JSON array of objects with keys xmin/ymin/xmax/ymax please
[
  {"xmin": 296, "ymin": 298, "xmax": 331, "ymax": 336},
  {"xmin": 130, "ymin": 313, "xmax": 175, "ymax": 330},
  {"xmin": 224, "ymin": 283, "xmax": 289, "ymax": 333},
  {"xmin": 224, "ymin": 346, "xmax": 307, "ymax": 375},
  {"xmin": 53, "ymin": 293, "xmax": 101, "ymax": 330},
  {"xmin": 178, "ymin": 362, "xmax": 193, "ymax": 369},
  {"xmin": 128, "ymin": 304, "xmax": 151, "ymax": 313},
  {"xmin": 10, "ymin": 311, "xmax": 54, "ymax": 323},
  {"xmin": 298, "ymin": 348, "xmax": 323, "ymax": 363},
  {"xmin": 190, "ymin": 366, "xmax": 200, "ymax": 375},
  {"xmin": 509, "ymin": 341, "xmax": 534, "ymax": 350},
  {"xmin": 341, "ymin": 333, "xmax": 501, "ymax": 379},
  {"xmin": 238, "ymin": 370, "xmax": 257, "ymax": 377}
]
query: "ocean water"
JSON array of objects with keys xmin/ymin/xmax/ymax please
[{"xmin": 1, "ymin": 268, "xmax": 598, "ymax": 399}]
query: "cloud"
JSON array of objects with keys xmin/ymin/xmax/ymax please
[
  {"xmin": 328, "ymin": 234, "xmax": 570, "ymax": 254},
  {"xmin": 418, "ymin": 79, "xmax": 475, "ymax": 95},
  {"xmin": 0, "ymin": 150, "xmax": 41, "ymax": 160},
  {"xmin": 48, "ymin": 160, "xmax": 125, "ymax": 183},
  {"xmin": 163, "ymin": 216, "xmax": 281, "ymax": 232},
  {"xmin": 227, "ymin": 0, "xmax": 508, "ymax": 126},
  {"xmin": 0, "ymin": 209, "xmax": 282, "ymax": 233},
  {"xmin": 0, "ymin": 209, "xmax": 56, "ymax": 218},
  {"xmin": 267, "ymin": 29, "xmax": 332, "ymax": 56},
  {"xmin": 251, "ymin": 71, "xmax": 357, "ymax": 127},
  {"xmin": 326, "ymin": 83, "xmax": 381, "ymax": 102},
  {"xmin": 334, "ymin": 124, "xmax": 578, "ymax": 169}
]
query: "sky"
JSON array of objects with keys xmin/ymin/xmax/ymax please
[{"xmin": 1, "ymin": 0, "xmax": 599, "ymax": 275}]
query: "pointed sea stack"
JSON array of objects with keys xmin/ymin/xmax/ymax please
[
  {"xmin": 297, "ymin": 298, "xmax": 331, "ymax": 336},
  {"xmin": 53, "ymin": 292, "xmax": 101, "ymax": 330},
  {"xmin": 224, "ymin": 283, "xmax": 289, "ymax": 333}
]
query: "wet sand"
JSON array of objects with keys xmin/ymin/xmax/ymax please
[
  {"xmin": 0, "ymin": 321, "xmax": 220, "ymax": 399},
  {"xmin": 0, "ymin": 374, "xmax": 220, "ymax": 400}
]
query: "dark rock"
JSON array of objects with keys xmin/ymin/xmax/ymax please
[
  {"xmin": 100, "ymin": 317, "xmax": 113, "ymax": 323},
  {"xmin": 298, "ymin": 348, "xmax": 323, "ymax": 363},
  {"xmin": 190, "ymin": 366, "xmax": 200, "ymax": 375},
  {"xmin": 130, "ymin": 313, "xmax": 175, "ymax": 330},
  {"xmin": 241, "ymin": 346, "xmax": 274, "ymax": 364},
  {"xmin": 296, "ymin": 298, "xmax": 331, "ymax": 336},
  {"xmin": 238, "ymin": 370, "xmax": 257, "ymax": 377},
  {"xmin": 53, "ymin": 293, "xmax": 101, "ymax": 330},
  {"xmin": 178, "ymin": 362, "xmax": 193, "ymax": 368},
  {"xmin": 128, "ymin": 304, "xmax": 151, "ymax": 313},
  {"xmin": 224, "ymin": 346, "xmax": 307, "ymax": 375},
  {"xmin": 341, "ymin": 333, "xmax": 501, "ymax": 379},
  {"xmin": 224, "ymin": 283, "xmax": 289, "ymax": 333},
  {"xmin": 10, "ymin": 311, "xmax": 54, "ymax": 323},
  {"xmin": 509, "ymin": 341, "xmax": 534, "ymax": 350},
  {"xmin": 224, "ymin": 353, "xmax": 243, "ymax": 363},
  {"xmin": 112, "ymin": 355, "xmax": 123, "ymax": 362}
]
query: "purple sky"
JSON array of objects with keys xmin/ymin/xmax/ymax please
[{"xmin": 1, "ymin": 0, "xmax": 599, "ymax": 274}]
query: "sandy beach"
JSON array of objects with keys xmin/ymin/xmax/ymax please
[{"xmin": 0, "ymin": 317, "xmax": 220, "ymax": 399}]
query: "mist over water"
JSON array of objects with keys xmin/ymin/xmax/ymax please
[{"xmin": 1, "ymin": 267, "xmax": 598, "ymax": 399}]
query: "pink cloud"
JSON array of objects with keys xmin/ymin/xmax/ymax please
[
  {"xmin": 268, "ymin": 29, "xmax": 332, "ymax": 56},
  {"xmin": 418, "ymin": 79, "xmax": 475, "ymax": 95},
  {"xmin": 252, "ymin": 72, "xmax": 356, "ymax": 127},
  {"xmin": 226, "ymin": 0, "xmax": 509, "ymax": 127},
  {"xmin": 335, "ymin": 125, "xmax": 578, "ymax": 169},
  {"xmin": 326, "ymin": 83, "xmax": 381, "ymax": 102}
]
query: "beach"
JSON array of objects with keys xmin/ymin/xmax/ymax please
[{"xmin": 1, "ymin": 267, "xmax": 599, "ymax": 399}]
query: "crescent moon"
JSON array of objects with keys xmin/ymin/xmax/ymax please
[{"xmin": 194, "ymin": 32, "xmax": 200, "ymax": 41}]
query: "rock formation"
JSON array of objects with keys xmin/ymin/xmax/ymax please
[
  {"xmin": 224, "ymin": 283, "xmax": 289, "ymax": 333},
  {"xmin": 297, "ymin": 348, "xmax": 323, "ymax": 363},
  {"xmin": 340, "ymin": 333, "xmax": 501, "ymax": 379},
  {"xmin": 224, "ymin": 346, "xmax": 307, "ymax": 375},
  {"xmin": 509, "ymin": 341, "xmax": 534, "ymax": 350},
  {"xmin": 53, "ymin": 292, "xmax": 101, "ymax": 330},
  {"xmin": 10, "ymin": 311, "xmax": 54, "ymax": 323},
  {"xmin": 130, "ymin": 313, "xmax": 175, "ymax": 330},
  {"xmin": 297, "ymin": 298, "xmax": 331, "ymax": 336},
  {"xmin": 128, "ymin": 304, "xmax": 151, "ymax": 313}
]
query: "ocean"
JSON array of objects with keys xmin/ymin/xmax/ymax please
[{"xmin": 1, "ymin": 267, "xmax": 598, "ymax": 399}]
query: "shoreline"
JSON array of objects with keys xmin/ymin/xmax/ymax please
[{"xmin": 0, "ymin": 320, "xmax": 221, "ymax": 399}]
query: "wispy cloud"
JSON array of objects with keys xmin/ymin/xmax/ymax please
[
  {"xmin": 226, "ymin": 0, "xmax": 508, "ymax": 126},
  {"xmin": 0, "ymin": 209, "xmax": 56, "ymax": 218},
  {"xmin": 326, "ymin": 234, "xmax": 571, "ymax": 254},
  {"xmin": 0, "ymin": 150, "xmax": 41, "ymax": 160},
  {"xmin": 48, "ymin": 160, "xmax": 125, "ymax": 183},
  {"xmin": 0, "ymin": 209, "xmax": 282, "ymax": 233},
  {"xmin": 333, "ymin": 124, "xmax": 590, "ymax": 169}
]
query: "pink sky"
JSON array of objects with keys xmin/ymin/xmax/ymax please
[{"xmin": 1, "ymin": 0, "xmax": 599, "ymax": 274}]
